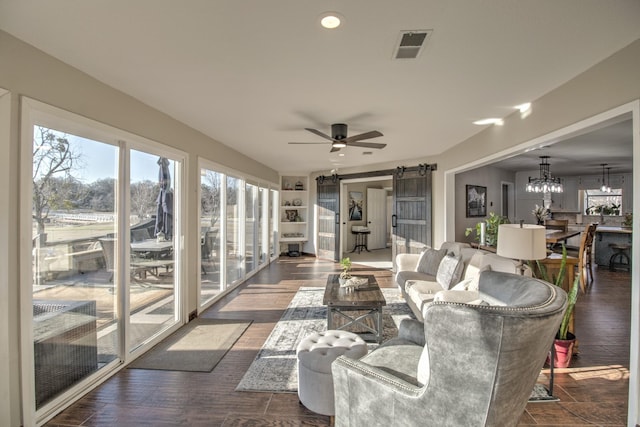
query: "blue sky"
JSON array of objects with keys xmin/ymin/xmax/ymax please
[{"xmin": 70, "ymin": 135, "xmax": 172, "ymax": 184}]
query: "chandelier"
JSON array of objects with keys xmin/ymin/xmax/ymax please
[{"xmin": 526, "ymin": 156, "xmax": 563, "ymax": 193}]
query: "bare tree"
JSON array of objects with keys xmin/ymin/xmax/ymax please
[
  {"xmin": 32, "ymin": 126, "xmax": 81, "ymax": 241},
  {"xmin": 201, "ymin": 171, "xmax": 222, "ymax": 227},
  {"xmin": 131, "ymin": 179, "xmax": 158, "ymax": 220}
]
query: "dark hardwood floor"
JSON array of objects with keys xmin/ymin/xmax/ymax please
[{"xmin": 46, "ymin": 256, "xmax": 630, "ymax": 426}]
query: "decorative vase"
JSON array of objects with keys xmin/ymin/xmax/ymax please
[
  {"xmin": 552, "ymin": 332, "xmax": 576, "ymax": 368},
  {"xmin": 339, "ymin": 275, "xmax": 350, "ymax": 286}
]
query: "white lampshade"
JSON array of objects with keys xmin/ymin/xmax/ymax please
[{"xmin": 496, "ymin": 224, "xmax": 547, "ymax": 261}]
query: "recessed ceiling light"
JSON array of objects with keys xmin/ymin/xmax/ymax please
[
  {"xmin": 319, "ymin": 12, "xmax": 343, "ymax": 29},
  {"xmin": 473, "ymin": 118, "xmax": 504, "ymax": 126},
  {"xmin": 338, "ymin": 153, "xmax": 345, "ymax": 157},
  {"xmin": 515, "ymin": 102, "xmax": 532, "ymax": 118}
]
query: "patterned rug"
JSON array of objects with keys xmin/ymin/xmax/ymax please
[
  {"xmin": 235, "ymin": 286, "xmax": 413, "ymax": 392},
  {"xmin": 236, "ymin": 286, "xmax": 555, "ymax": 401}
]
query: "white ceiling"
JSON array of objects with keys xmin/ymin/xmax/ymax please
[
  {"xmin": 491, "ymin": 119, "xmax": 634, "ymax": 176},
  {"xmin": 1, "ymin": 1, "xmax": 639, "ymax": 174}
]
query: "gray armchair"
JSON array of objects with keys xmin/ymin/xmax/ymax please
[{"xmin": 332, "ymin": 271, "xmax": 567, "ymax": 427}]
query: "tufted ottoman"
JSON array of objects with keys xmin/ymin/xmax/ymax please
[{"xmin": 296, "ymin": 330, "xmax": 368, "ymax": 415}]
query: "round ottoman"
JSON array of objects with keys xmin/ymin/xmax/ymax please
[{"xmin": 296, "ymin": 330, "xmax": 368, "ymax": 416}]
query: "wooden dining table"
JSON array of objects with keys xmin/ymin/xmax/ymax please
[{"xmin": 545, "ymin": 229, "xmax": 581, "ymax": 245}]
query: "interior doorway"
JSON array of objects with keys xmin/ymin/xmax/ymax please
[
  {"xmin": 340, "ymin": 177, "xmax": 393, "ymax": 269},
  {"xmin": 501, "ymin": 181, "xmax": 515, "ymax": 223}
]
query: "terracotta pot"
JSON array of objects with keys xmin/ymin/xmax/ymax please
[{"xmin": 552, "ymin": 332, "xmax": 576, "ymax": 368}]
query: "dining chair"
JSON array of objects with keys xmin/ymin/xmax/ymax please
[
  {"xmin": 544, "ymin": 219, "xmax": 569, "ymax": 232},
  {"xmin": 566, "ymin": 223, "xmax": 597, "ymax": 292}
]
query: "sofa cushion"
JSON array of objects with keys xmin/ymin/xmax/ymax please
[
  {"xmin": 396, "ymin": 271, "xmax": 436, "ymax": 288},
  {"xmin": 439, "ymin": 241, "xmax": 471, "ymax": 256},
  {"xmin": 415, "ymin": 247, "xmax": 447, "ymax": 275},
  {"xmin": 436, "ymin": 253, "xmax": 464, "ymax": 289},
  {"xmin": 405, "ymin": 280, "xmax": 441, "ymax": 316}
]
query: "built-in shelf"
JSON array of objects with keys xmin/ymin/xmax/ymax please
[{"xmin": 279, "ymin": 175, "xmax": 309, "ymax": 254}]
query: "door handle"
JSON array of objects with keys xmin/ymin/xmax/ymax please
[
  {"xmin": 392, "ymin": 214, "xmax": 397, "ymax": 228},
  {"xmin": 335, "ymin": 213, "xmax": 340, "ymax": 225}
]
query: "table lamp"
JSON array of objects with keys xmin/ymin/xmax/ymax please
[{"xmin": 496, "ymin": 222, "xmax": 547, "ymax": 275}]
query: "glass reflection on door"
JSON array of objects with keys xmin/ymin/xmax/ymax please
[
  {"xmin": 31, "ymin": 126, "xmax": 118, "ymax": 409},
  {"xmin": 200, "ymin": 168, "xmax": 223, "ymax": 304},
  {"xmin": 226, "ymin": 176, "xmax": 243, "ymax": 284},
  {"xmin": 128, "ymin": 151, "xmax": 177, "ymax": 352}
]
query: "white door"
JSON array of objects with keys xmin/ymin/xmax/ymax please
[{"xmin": 367, "ymin": 188, "xmax": 387, "ymax": 250}]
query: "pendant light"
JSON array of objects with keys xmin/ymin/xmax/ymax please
[
  {"xmin": 600, "ymin": 164, "xmax": 611, "ymax": 193},
  {"xmin": 526, "ymin": 156, "xmax": 563, "ymax": 193}
]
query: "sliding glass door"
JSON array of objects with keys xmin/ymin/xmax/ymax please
[
  {"xmin": 198, "ymin": 162, "xmax": 278, "ymax": 307},
  {"xmin": 25, "ymin": 101, "xmax": 184, "ymax": 421},
  {"xmin": 31, "ymin": 126, "xmax": 119, "ymax": 409},
  {"xmin": 128, "ymin": 151, "xmax": 179, "ymax": 352}
]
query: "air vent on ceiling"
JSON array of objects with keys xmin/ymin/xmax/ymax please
[{"xmin": 393, "ymin": 30, "xmax": 432, "ymax": 59}]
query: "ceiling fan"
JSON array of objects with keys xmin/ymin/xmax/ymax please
[{"xmin": 288, "ymin": 123, "xmax": 386, "ymax": 152}]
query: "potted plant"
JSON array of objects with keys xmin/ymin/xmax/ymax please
[
  {"xmin": 339, "ymin": 257, "xmax": 352, "ymax": 284},
  {"xmin": 610, "ymin": 203, "xmax": 621, "ymax": 216},
  {"xmin": 532, "ymin": 204, "xmax": 549, "ymax": 225},
  {"xmin": 622, "ymin": 212, "xmax": 633, "ymax": 228},
  {"xmin": 464, "ymin": 212, "xmax": 509, "ymax": 247},
  {"xmin": 532, "ymin": 245, "xmax": 580, "ymax": 368}
]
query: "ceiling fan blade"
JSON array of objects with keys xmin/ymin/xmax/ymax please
[
  {"xmin": 288, "ymin": 142, "xmax": 330, "ymax": 145},
  {"xmin": 330, "ymin": 146, "xmax": 342, "ymax": 153},
  {"xmin": 305, "ymin": 128, "xmax": 336, "ymax": 142},
  {"xmin": 343, "ymin": 130, "xmax": 383, "ymax": 144},
  {"xmin": 347, "ymin": 141, "xmax": 387, "ymax": 149}
]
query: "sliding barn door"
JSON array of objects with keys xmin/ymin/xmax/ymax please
[
  {"xmin": 392, "ymin": 166, "xmax": 432, "ymax": 259},
  {"xmin": 316, "ymin": 176, "xmax": 340, "ymax": 261}
]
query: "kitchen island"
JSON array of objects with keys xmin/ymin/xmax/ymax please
[{"xmin": 594, "ymin": 226, "xmax": 632, "ymax": 268}]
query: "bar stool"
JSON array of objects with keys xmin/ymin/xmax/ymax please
[
  {"xmin": 609, "ymin": 243, "xmax": 631, "ymax": 272},
  {"xmin": 350, "ymin": 226, "xmax": 371, "ymax": 254}
]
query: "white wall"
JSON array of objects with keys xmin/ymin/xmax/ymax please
[{"xmin": 0, "ymin": 30, "xmax": 279, "ymax": 426}]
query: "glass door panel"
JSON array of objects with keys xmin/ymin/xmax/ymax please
[
  {"xmin": 200, "ymin": 168, "xmax": 223, "ymax": 304},
  {"xmin": 31, "ymin": 126, "xmax": 118, "ymax": 409},
  {"xmin": 226, "ymin": 176, "xmax": 243, "ymax": 284},
  {"xmin": 258, "ymin": 186, "xmax": 267, "ymax": 266},
  {"xmin": 245, "ymin": 183, "xmax": 257, "ymax": 273},
  {"xmin": 270, "ymin": 189, "xmax": 278, "ymax": 259},
  {"xmin": 128, "ymin": 151, "xmax": 177, "ymax": 352}
]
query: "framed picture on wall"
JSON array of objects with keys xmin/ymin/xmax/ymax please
[
  {"xmin": 466, "ymin": 185, "xmax": 486, "ymax": 217},
  {"xmin": 348, "ymin": 191, "xmax": 363, "ymax": 221}
]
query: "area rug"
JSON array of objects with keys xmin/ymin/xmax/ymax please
[
  {"xmin": 235, "ymin": 286, "xmax": 413, "ymax": 392},
  {"xmin": 235, "ymin": 286, "xmax": 557, "ymax": 401},
  {"xmin": 128, "ymin": 318, "xmax": 251, "ymax": 372}
]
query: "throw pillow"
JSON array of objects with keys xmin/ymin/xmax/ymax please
[
  {"xmin": 436, "ymin": 253, "xmax": 464, "ymax": 290},
  {"xmin": 415, "ymin": 247, "xmax": 447, "ymax": 275}
]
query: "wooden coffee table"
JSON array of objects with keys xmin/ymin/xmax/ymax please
[{"xmin": 323, "ymin": 274, "xmax": 386, "ymax": 343}]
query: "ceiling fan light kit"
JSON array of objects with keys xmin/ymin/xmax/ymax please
[{"xmin": 289, "ymin": 122, "xmax": 386, "ymax": 152}]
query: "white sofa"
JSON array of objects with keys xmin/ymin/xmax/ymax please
[{"xmin": 395, "ymin": 242, "xmax": 532, "ymax": 320}]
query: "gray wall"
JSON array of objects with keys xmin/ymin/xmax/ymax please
[{"xmin": 455, "ymin": 166, "xmax": 515, "ymax": 243}]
